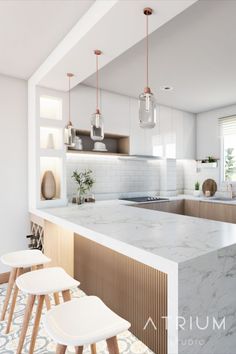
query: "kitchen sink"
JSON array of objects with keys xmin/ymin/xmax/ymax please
[{"xmin": 209, "ymin": 197, "xmax": 236, "ymax": 202}]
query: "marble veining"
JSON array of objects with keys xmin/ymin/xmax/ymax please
[
  {"xmin": 36, "ymin": 200, "xmax": 236, "ymax": 264},
  {"xmin": 32, "ymin": 199, "xmax": 236, "ymax": 354}
]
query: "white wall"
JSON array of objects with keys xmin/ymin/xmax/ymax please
[
  {"xmin": 180, "ymin": 160, "xmax": 220, "ymax": 194},
  {"xmin": 0, "ymin": 75, "xmax": 29, "ymax": 273},
  {"xmin": 197, "ymin": 104, "xmax": 236, "ymax": 159}
]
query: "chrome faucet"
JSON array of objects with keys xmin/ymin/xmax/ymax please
[{"xmin": 227, "ymin": 183, "xmax": 233, "ymax": 199}]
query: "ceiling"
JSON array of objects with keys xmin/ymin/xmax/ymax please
[
  {"xmin": 39, "ymin": 0, "xmax": 197, "ymax": 91},
  {"xmin": 0, "ymin": 0, "xmax": 94, "ymax": 79},
  {"xmin": 83, "ymin": 0, "xmax": 236, "ymax": 114}
]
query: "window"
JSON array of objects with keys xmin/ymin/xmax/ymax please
[{"xmin": 219, "ymin": 116, "xmax": 236, "ymax": 181}]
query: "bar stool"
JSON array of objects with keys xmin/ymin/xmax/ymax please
[
  {"xmin": 0, "ymin": 249, "xmax": 50, "ymax": 333},
  {"xmin": 43, "ymin": 296, "xmax": 131, "ymax": 354},
  {"xmin": 15, "ymin": 266, "xmax": 79, "ymax": 354}
]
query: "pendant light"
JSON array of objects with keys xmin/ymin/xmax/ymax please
[
  {"xmin": 139, "ymin": 7, "xmax": 156, "ymax": 129},
  {"xmin": 64, "ymin": 73, "xmax": 76, "ymax": 146},
  {"xmin": 90, "ymin": 50, "xmax": 104, "ymax": 141}
]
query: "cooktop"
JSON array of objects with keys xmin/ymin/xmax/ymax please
[{"xmin": 120, "ymin": 196, "xmax": 169, "ymax": 203}]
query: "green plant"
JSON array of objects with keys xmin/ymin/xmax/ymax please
[
  {"xmin": 72, "ymin": 169, "xmax": 95, "ymax": 196},
  {"xmin": 207, "ymin": 156, "xmax": 217, "ymax": 163},
  {"xmin": 225, "ymin": 148, "xmax": 236, "ymax": 181},
  {"xmin": 195, "ymin": 181, "xmax": 200, "ymax": 190}
]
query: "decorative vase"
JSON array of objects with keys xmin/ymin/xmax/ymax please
[
  {"xmin": 41, "ymin": 170, "xmax": 56, "ymax": 200},
  {"xmin": 76, "ymin": 190, "xmax": 85, "ymax": 205},
  {"xmin": 47, "ymin": 133, "xmax": 55, "ymax": 149}
]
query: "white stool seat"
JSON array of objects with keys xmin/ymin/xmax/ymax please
[
  {"xmin": 1, "ymin": 250, "xmax": 50, "ymax": 268},
  {"xmin": 16, "ymin": 267, "xmax": 79, "ymax": 295},
  {"xmin": 43, "ymin": 296, "xmax": 131, "ymax": 346}
]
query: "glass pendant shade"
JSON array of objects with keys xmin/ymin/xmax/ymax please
[
  {"xmin": 64, "ymin": 121, "xmax": 76, "ymax": 146},
  {"xmin": 64, "ymin": 73, "xmax": 76, "ymax": 146},
  {"xmin": 139, "ymin": 90, "xmax": 156, "ymax": 129},
  {"xmin": 90, "ymin": 110, "xmax": 104, "ymax": 141},
  {"xmin": 91, "ymin": 49, "xmax": 104, "ymax": 141}
]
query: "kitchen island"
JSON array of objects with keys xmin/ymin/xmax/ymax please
[{"xmin": 31, "ymin": 199, "xmax": 236, "ymax": 354}]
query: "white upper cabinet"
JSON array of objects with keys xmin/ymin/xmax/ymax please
[
  {"xmin": 71, "ymin": 85, "xmax": 94, "ymax": 131},
  {"xmin": 100, "ymin": 90, "xmax": 130, "ymax": 136},
  {"xmin": 129, "ymin": 98, "xmax": 159, "ymax": 156},
  {"xmin": 70, "ymin": 84, "xmax": 196, "ymax": 158},
  {"xmin": 71, "ymin": 85, "xmax": 130, "ymax": 136},
  {"xmin": 129, "ymin": 98, "xmax": 196, "ymax": 158},
  {"xmin": 182, "ymin": 111, "xmax": 196, "ymax": 159}
]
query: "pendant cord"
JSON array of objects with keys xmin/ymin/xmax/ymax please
[
  {"xmin": 146, "ymin": 13, "xmax": 149, "ymax": 89},
  {"xmin": 68, "ymin": 75, "xmax": 71, "ymax": 124},
  {"xmin": 96, "ymin": 54, "xmax": 99, "ymax": 112}
]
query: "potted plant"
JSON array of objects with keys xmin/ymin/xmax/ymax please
[
  {"xmin": 193, "ymin": 181, "xmax": 201, "ymax": 197},
  {"xmin": 72, "ymin": 169, "xmax": 95, "ymax": 204}
]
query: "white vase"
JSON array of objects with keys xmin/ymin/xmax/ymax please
[{"xmin": 47, "ymin": 133, "xmax": 55, "ymax": 149}]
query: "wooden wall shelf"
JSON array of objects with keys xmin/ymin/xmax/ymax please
[
  {"xmin": 68, "ymin": 130, "xmax": 130, "ymax": 156},
  {"xmin": 67, "ymin": 149, "xmax": 128, "ymax": 156}
]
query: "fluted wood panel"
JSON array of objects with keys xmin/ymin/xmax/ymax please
[
  {"xmin": 74, "ymin": 234, "xmax": 167, "ymax": 354},
  {"xmin": 44, "ymin": 221, "xmax": 74, "ymax": 277}
]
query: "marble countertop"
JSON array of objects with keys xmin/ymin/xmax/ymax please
[
  {"xmin": 32, "ymin": 197, "xmax": 236, "ymax": 268},
  {"xmin": 172, "ymin": 194, "xmax": 236, "ymax": 205}
]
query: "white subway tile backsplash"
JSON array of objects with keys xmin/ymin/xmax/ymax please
[
  {"xmin": 66, "ymin": 155, "xmax": 160, "ymax": 200},
  {"xmin": 67, "ymin": 155, "xmax": 226, "ymax": 201}
]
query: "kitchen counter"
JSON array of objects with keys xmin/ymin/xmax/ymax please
[
  {"xmin": 31, "ymin": 198, "xmax": 236, "ymax": 354},
  {"xmin": 32, "ymin": 199, "xmax": 236, "ymax": 265},
  {"xmin": 173, "ymin": 193, "xmax": 236, "ymax": 205}
]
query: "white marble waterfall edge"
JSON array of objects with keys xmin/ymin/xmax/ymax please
[{"xmin": 32, "ymin": 200, "xmax": 236, "ymax": 354}]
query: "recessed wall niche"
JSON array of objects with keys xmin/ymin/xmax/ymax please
[
  {"xmin": 40, "ymin": 96, "xmax": 62, "ymax": 120},
  {"xmin": 40, "ymin": 157, "xmax": 62, "ymax": 201}
]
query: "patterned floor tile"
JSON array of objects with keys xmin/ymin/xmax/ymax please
[{"xmin": 0, "ymin": 284, "xmax": 153, "ymax": 353}]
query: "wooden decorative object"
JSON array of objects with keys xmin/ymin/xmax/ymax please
[
  {"xmin": 41, "ymin": 170, "xmax": 56, "ymax": 200},
  {"xmin": 202, "ymin": 178, "xmax": 217, "ymax": 196}
]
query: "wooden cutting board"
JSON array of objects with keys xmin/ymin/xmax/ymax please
[{"xmin": 202, "ymin": 179, "xmax": 217, "ymax": 196}]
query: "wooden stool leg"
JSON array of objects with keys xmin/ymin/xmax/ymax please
[
  {"xmin": 56, "ymin": 344, "xmax": 67, "ymax": 354},
  {"xmin": 62, "ymin": 289, "xmax": 71, "ymax": 302},
  {"xmin": 53, "ymin": 292, "xmax": 60, "ymax": 305},
  {"xmin": 28, "ymin": 295, "xmax": 45, "ymax": 354},
  {"xmin": 106, "ymin": 337, "xmax": 120, "ymax": 354},
  {"xmin": 90, "ymin": 343, "xmax": 97, "ymax": 354},
  {"xmin": 75, "ymin": 346, "xmax": 84, "ymax": 354},
  {"xmin": 5, "ymin": 268, "xmax": 23, "ymax": 333},
  {"xmin": 1, "ymin": 268, "xmax": 17, "ymax": 321},
  {"xmin": 45, "ymin": 295, "xmax": 51, "ymax": 310},
  {"xmin": 16, "ymin": 294, "xmax": 36, "ymax": 354}
]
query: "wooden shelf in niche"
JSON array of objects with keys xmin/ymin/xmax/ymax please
[
  {"xmin": 39, "ymin": 149, "xmax": 63, "ymax": 158},
  {"xmin": 67, "ymin": 130, "xmax": 130, "ymax": 156}
]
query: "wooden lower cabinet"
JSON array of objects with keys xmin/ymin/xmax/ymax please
[
  {"xmin": 44, "ymin": 221, "xmax": 74, "ymax": 277},
  {"xmin": 137, "ymin": 200, "xmax": 236, "ymax": 224},
  {"xmin": 184, "ymin": 200, "xmax": 200, "ymax": 217},
  {"xmin": 136, "ymin": 200, "xmax": 184, "ymax": 215},
  {"xmin": 199, "ymin": 202, "xmax": 236, "ymax": 223},
  {"xmin": 74, "ymin": 234, "xmax": 168, "ymax": 354}
]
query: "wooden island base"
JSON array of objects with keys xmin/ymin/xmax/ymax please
[{"xmin": 74, "ymin": 234, "xmax": 168, "ymax": 354}]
